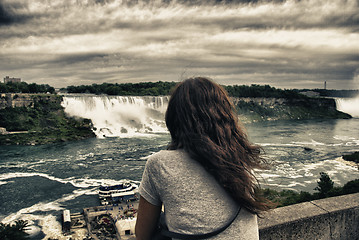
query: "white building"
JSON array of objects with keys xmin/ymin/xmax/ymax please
[{"xmin": 115, "ymin": 218, "xmax": 136, "ymax": 236}]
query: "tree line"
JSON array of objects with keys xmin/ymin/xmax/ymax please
[
  {"xmin": 64, "ymin": 82, "xmax": 309, "ymax": 98},
  {"xmin": 0, "ymin": 82, "xmax": 55, "ymax": 94},
  {"xmin": 64, "ymin": 81, "xmax": 177, "ymax": 96},
  {"xmin": 308, "ymin": 89, "xmax": 359, "ymax": 98},
  {"xmin": 2, "ymin": 81, "xmax": 357, "ymax": 98},
  {"xmin": 224, "ymin": 84, "xmax": 308, "ymax": 99}
]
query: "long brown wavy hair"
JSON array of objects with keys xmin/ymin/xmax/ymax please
[{"xmin": 165, "ymin": 77, "xmax": 270, "ymax": 215}]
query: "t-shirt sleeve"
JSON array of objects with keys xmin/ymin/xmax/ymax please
[{"xmin": 139, "ymin": 154, "xmax": 162, "ymax": 206}]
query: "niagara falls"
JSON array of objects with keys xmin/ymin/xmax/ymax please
[{"xmin": 0, "ymin": 0, "xmax": 358, "ymax": 239}]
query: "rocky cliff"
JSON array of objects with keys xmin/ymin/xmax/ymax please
[
  {"xmin": 232, "ymin": 97, "xmax": 351, "ymax": 123},
  {"xmin": 0, "ymin": 93, "xmax": 95, "ymax": 145}
]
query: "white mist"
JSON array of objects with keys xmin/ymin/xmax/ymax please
[
  {"xmin": 61, "ymin": 95, "xmax": 169, "ymax": 137},
  {"xmin": 336, "ymin": 96, "xmax": 359, "ymax": 118}
]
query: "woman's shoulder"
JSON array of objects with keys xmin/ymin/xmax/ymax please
[
  {"xmin": 148, "ymin": 149, "xmax": 187, "ymax": 162},
  {"xmin": 142, "ymin": 150, "xmax": 188, "ymax": 182},
  {"xmin": 145, "ymin": 149, "xmax": 190, "ymax": 172}
]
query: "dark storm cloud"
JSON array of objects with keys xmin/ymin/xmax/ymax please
[
  {"xmin": 0, "ymin": 1, "xmax": 12, "ymax": 25},
  {"xmin": 0, "ymin": 0, "xmax": 32, "ymax": 25},
  {"xmin": 325, "ymin": 14, "xmax": 359, "ymax": 32},
  {"xmin": 0, "ymin": 0, "xmax": 358, "ymax": 89}
]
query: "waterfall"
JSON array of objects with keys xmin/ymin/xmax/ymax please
[
  {"xmin": 335, "ymin": 97, "xmax": 359, "ymax": 118},
  {"xmin": 61, "ymin": 95, "xmax": 169, "ymax": 137}
]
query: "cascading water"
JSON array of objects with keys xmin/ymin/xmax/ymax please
[
  {"xmin": 61, "ymin": 95, "xmax": 169, "ymax": 137},
  {"xmin": 335, "ymin": 96, "xmax": 359, "ymax": 118}
]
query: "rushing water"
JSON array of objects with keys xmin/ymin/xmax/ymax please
[{"xmin": 0, "ymin": 95, "xmax": 358, "ymax": 239}]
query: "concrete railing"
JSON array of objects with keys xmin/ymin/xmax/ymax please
[{"xmin": 258, "ymin": 193, "xmax": 359, "ymax": 240}]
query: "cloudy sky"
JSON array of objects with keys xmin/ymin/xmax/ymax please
[{"xmin": 0, "ymin": 0, "xmax": 358, "ymax": 89}]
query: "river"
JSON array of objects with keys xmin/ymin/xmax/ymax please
[{"xmin": 0, "ymin": 95, "xmax": 358, "ymax": 239}]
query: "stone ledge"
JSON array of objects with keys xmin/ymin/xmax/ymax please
[{"xmin": 258, "ymin": 193, "xmax": 359, "ymax": 240}]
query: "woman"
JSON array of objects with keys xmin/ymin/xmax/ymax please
[{"xmin": 135, "ymin": 77, "xmax": 269, "ymax": 240}]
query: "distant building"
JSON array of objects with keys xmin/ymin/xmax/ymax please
[{"xmin": 4, "ymin": 76, "xmax": 21, "ymax": 83}]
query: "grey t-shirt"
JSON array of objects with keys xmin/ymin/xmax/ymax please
[{"xmin": 139, "ymin": 149, "xmax": 259, "ymax": 240}]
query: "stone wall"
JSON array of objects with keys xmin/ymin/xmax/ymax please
[{"xmin": 258, "ymin": 193, "xmax": 359, "ymax": 240}]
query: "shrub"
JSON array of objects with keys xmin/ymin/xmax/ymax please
[{"xmin": 342, "ymin": 179, "xmax": 359, "ymax": 194}]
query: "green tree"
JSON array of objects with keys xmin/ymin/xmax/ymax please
[
  {"xmin": 0, "ymin": 82, "xmax": 56, "ymax": 94},
  {"xmin": 314, "ymin": 172, "xmax": 334, "ymax": 197}
]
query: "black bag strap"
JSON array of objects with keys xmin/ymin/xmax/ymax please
[{"xmin": 160, "ymin": 206, "xmax": 241, "ymax": 240}]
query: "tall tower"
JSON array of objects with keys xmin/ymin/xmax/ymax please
[{"xmin": 324, "ymin": 81, "xmax": 327, "ymax": 90}]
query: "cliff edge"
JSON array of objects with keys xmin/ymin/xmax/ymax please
[
  {"xmin": 0, "ymin": 93, "xmax": 95, "ymax": 145},
  {"xmin": 232, "ymin": 97, "xmax": 351, "ymax": 123}
]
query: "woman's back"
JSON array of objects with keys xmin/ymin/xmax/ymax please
[
  {"xmin": 139, "ymin": 149, "xmax": 259, "ymax": 239},
  {"xmin": 136, "ymin": 77, "xmax": 268, "ymax": 240}
]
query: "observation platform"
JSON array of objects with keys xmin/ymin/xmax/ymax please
[{"xmin": 259, "ymin": 192, "xmax": 359, "ymax": 239}]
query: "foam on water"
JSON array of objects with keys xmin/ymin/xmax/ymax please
[
  {"xmin": 257, "ymin": 158, "xmax": 359, "ymax": 191},
  {"xmin": 39, "ymin": 215, "xmax": 64, "ymax": 239},
  {"xmin": 258, "ymin": 137, "xmax": 359, "ymax": 148},
  {"xmin": 291, "ymin": 139, "xmax": 326, "ymax": 146},
  {"xmin": 0, "ymin": 157, "xmax": 62, "ymax": 170},
  {"xmin": 1, "ymin": 188, "xmax": 93, "ymax": 223},
  {"xmin": 0, "ymin": 172, "xmax": 137, "ymax": 190},
  {"xmin": 2, "ymin": 213, "xmax": 64, "ymax": 240},
  {"xmin": 0, "ymin": 172, "xmax": 70, "ymax": 186}
]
